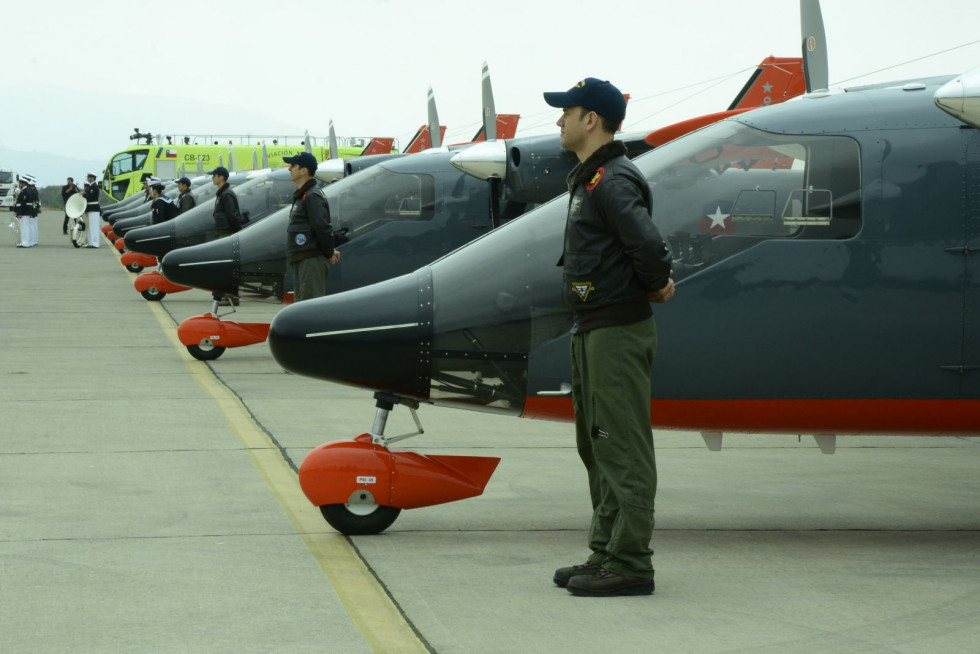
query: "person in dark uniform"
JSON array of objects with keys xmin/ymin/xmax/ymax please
[
  {"xmin": 83, "ymin": 172, "xmax": 102, "ymax": 248},
  {"xmin": 283, "ymin": 152, "xmax": 339, "ymax": 301},
  {"xmin": 544, "ymin": 78, "xmax": 675, "ymax": 598},
  {"xmin": 61, "ymin": 177, "xmax": 79, "ymax": 234},
  {"xmin": 209, "ymin": 166, "xmax": 242, "ymax": 304},
  {"xmin": 14, "ymin": 176, "xmax": 36, "ymax": 248},
  {"xmin": 25, "ymin": 175, "xmax": 40, "ymax": 247},
  {"xmin": 149, "ymin": 179, "xmax": 178, "ymax": 224},
  {"xmin": 176, "ymin": 177, "xmax": 196, "ymax": 214}
]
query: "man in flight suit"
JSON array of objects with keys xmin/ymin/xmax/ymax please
[
  {"xmin": 283, "ymin": 152, "xmax": 340, "ymax": 301},
  {"xmin": 545, "ymin": 77, "xmax": 675, "ymax": 597},
  {"xmin": 209, "ymin": 166, "xmax": 243, "ymax": 304},
  {"xmin": 176, "ymin": 176, "xmax": 196, "ymax": 214}
]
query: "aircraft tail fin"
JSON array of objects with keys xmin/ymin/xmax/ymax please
[
  {"xmin": 361, "ymin": 138, "xmax": 395, "ymax": 156},
  {"xmin": 404, "ymin": 125, "xmax": 446, "ymax": 153},
  {"xmin": 727, "ymin": 56, "xmax": 806, "ymax": 110},
  {"xmin": 471, "ymin": 114, "xmax": 522, "ymax": 142},
  {"xmin": 800, "ymin": 0, "xmax": 829, "ymax": 92}
]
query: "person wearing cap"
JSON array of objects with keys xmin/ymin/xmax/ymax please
[
  {"xmin": 209, "ymin": 166, "xmax": 243, "ymax": 237},
  {"xmin": 83, "ymin": 172, "xmax": 101, "ymax": 248},
  {"xmin": 544, "ymin": 78, "xmax": 674, "ymax": 598},
  {"xmin": 209, "ymin": 166, "xmax": 243, "ymax": 305},
  {"xmin": 140, "ymin": 176, "xmax": 153, "ymax": 203},
  {"xmin": 61, "ymin": 177, "xmax": 79, "ymax": 235},
  {"xmin": 149, "ymin": 180, "xmax": 178, "ymax": 224},
  {"xmin": 176, "ymin": 177, "xmax": 196, "ymax": 214},
  {"xmin": 14, "ymin": 176, "xmax": 37, "ymax": 248},
  {"xmin": 283, "ymin": 152, "xmax": 339, "ymax": 301}
]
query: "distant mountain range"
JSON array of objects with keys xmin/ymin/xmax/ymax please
[
  {"xmin": 0, "ymin": 146, "xmax": 105, "ymax": 188},
  {"xmin": 0, "ymin": 83, "xmax": 308, "ymax": 186}
]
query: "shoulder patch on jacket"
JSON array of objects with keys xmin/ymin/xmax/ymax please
[{"xmin": 586, "ymin": 166, "xmax": 605, "ymax": 191}]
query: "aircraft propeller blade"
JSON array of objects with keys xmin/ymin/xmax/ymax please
[
  {"xmin": 481, "ymin": 61, "xmax": 497, "ymax": 141},
  {"xmin": 304, "ymin": 130, "xmax": 313, "ymax": 154},
  {"xmin": 228, "ymin": 146, "xmax": 237, "ymax": 172},
  {"xmin": 252, "ymin": 147, "xmax": 258, "ymax": 171},
  {"xmin": 800, "ymin": 0, "xmax": 829, "ymax": 92},
  {"xmin": 196, "ymin": 156, "xmax": 204, "ymax": 175},
  {"xmin": 427, "ymin": 87, "xmax": 442, "ymax": 149},
  {"xmin": 218, "ymin": 152, "xmax": 224, "ymax": 168},
  {"xmin": 329, "ymin": 120, "xmax": 339, "ymax": 160},
  {"xmin": 261, "ymin": 142, "xmax": 269, "ymax": 168}
]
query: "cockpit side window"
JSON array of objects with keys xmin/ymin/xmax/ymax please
[
  {"xmin": 330, "ymin": 167, "xmax": 436, "ymax": 239},
  {"xmin": 638, "ymin": 122, "xmax": 861, "ymax": 281}
]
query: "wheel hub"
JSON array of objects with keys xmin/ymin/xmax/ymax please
[{"xmin": 346, "ymin": 490, "xmax": 379, "ymax": 516}]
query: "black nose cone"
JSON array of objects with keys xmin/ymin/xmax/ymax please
[
  {"xmin": 160, "ymin": 236, "xmax": 240, "ymax": 294},
  {"xmin": 113, "ymin": 214, "xmax": 152, "ymax": 237},
  {"xmin": 124, "ymin": 222, "xmax": 176, "ymax": 256},
  {"xmin": 269, "ymin": 270, "xmax": 433, "ymax": 399}
]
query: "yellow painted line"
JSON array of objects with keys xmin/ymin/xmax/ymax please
[{"xmin": 142, "ymin": 297, "xmax": 428, "ymax": 653}]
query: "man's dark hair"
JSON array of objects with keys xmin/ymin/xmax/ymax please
[{"xmin": 579, "ymin": 107, "xmax": 619, "ymax": 135}]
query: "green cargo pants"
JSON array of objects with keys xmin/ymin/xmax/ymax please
[
  {"xmin": 570, "ymin": 316, "xmax": 658, "ymax": 579},
  {"xmin": 290, "ymin": 256, "xmax": 329, "ymax": 302}
]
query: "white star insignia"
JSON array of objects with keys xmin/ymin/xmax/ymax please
[
  {"xmin": 706, "ymin": 206, "xmax": 730, "ymax": 229},
  {"xmin": 762, "ymin": 82, "xmax": 773, "ymax": 93}
]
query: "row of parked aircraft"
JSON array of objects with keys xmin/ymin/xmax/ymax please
[{"xmin": 101, "ymin": 0, "xmax": 978, "ymax": 534}]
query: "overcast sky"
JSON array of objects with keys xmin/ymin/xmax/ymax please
[{"xmin": 4, "ymin": 0, "xmax": 980, "ymax": 178}]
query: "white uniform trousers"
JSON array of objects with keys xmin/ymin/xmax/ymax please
[
  {"xmin": 17, "ymin": 217, "xmax": 30, "ymax": 247},
  {"xmin": 87, "ymin": 211, "xmax": 100, "ymax": 247},
  {"xmin": 27, "ymin": 217, "xmax": 38, "ymax": 246}
]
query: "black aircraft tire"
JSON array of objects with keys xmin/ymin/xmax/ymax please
[
  {"xmin": 140, "ymin": 288, "xmax": 166, "ymax": 301},
  {"xmin": 187, "ymin": 343, "xmax": 226, "ymax": 361},
  {"xmin": 126, "ymin": 261, "xmax": 143, "ymax": 274},
  {"xmin": 319, "ymin": 504, "xmax": 401, "ymax": 535}
]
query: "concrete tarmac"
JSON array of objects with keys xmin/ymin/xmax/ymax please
[{"xmin": 2, "ymin": 212, "xmax": 979, "ymax": 653}]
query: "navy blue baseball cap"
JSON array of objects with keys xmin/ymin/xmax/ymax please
[
  {"xmin": 283, "ymin": 151, "xmax": 318, "ymax": 174},
  {"xmin": 177, "ymin": 176, "xmax": 192, "ymax": 186},
  {"xmin": 209, "ymin": 166, "xmax": 230, "ymax": 178},
  {"xmin": 543, "ymin": 78, "xmax": 627, "ymax": 123}
]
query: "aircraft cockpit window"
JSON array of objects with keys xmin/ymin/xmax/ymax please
[
  {"xmin": 635, "ymin": 121, "xmax": 862, "ymax": 281},
  {"xmin": 328, "ymin": 166, "xmax": 435, "ymax": 238}
]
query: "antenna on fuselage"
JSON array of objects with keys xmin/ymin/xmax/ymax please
[{"xmin": 800, "ymin": 0, "xmax": 829, "ymax": 92}]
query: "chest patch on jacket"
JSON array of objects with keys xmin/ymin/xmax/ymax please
[
  {"xmin": 586, "ymin": 166, "xmax": 605, "ymax": 191},
  {"xmin": 572, "ymin": 281, "xmax": 594, "ymax": 301},
  {"xmin": 294, "ymin": 233, "xmax": 307, "ymax": 246}
]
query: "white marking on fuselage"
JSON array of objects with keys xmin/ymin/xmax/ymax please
[{"xmin": 306, "ymin": 323, "xmax": 417, "ymax": 338}]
